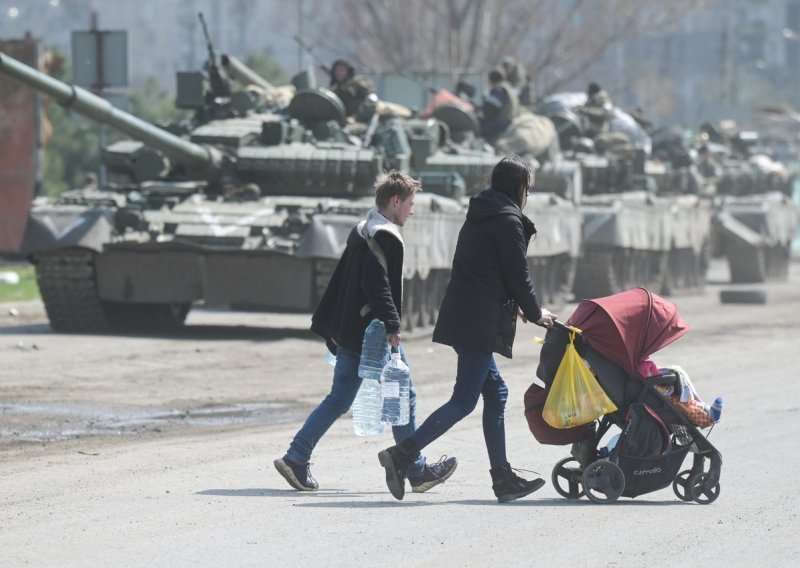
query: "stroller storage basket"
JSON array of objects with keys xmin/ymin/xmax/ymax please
[{"xmin": 619, "ymin": 443, "xmax": 692, "ymax": 498}]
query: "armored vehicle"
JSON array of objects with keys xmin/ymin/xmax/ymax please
[
  {"xmin": 697, "ymin": 122, "xmax": 797, "ymax": 283},
  {"xmin": 0, "ymin": 49, "xmax": 472, "ymax": 333},
  {"xmin": 535, "ymin": 93, "xmax": 713, "ymax": 299}
]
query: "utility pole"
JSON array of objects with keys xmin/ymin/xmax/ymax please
[{"xmin": 90, "ymin": 11, "xmax": 107, "ymax": 186}]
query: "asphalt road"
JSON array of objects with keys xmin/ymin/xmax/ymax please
[{"xmin": 0, "ymin": 259, "xmax": 798, "ymax": 567}]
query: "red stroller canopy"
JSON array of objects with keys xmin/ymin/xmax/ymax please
[{"xmin": 566, "ymin": 288, "xmax": 689, "ymax": 376}]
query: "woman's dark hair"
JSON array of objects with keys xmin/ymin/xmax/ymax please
[{"xmin": 491, "ymin": 156, "xmax": 532, "ymax": 208}]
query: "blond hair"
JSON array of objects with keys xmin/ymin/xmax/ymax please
[{"xmin": 374, "ymin": 170, "xmax": 422, "ymax": 208}]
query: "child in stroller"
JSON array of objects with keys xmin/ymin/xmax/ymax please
[{"xmin": 528, "ymin": 288, "xmax": 723, "ymax": 504}]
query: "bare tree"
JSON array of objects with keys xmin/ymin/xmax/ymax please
[{"xmin": 306, "ymin": 0, "xmax": 710, "ymax": 95}]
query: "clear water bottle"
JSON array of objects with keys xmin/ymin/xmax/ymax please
[
  {"xmin": 358, "ymin": 319, "xmax": 390, "ymax": 380},
  {"xmin": 352, "ymin": 377, "xmax": 384, "ymax": 436},
  {"xmin": 709, "ymin": 396, "xmax": 724, "ymax": 422},
  {"xmin": 380, "ymin": 347, "xmax": 410, "ymax": 426}
]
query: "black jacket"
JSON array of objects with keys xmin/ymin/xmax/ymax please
[
  {"xmin": 311, "ymin": 209, "xmax": 404, "ymax": 355},
  {"xmin": 432, "ymin": 188, "xmax": 542, "ymax": 358}
]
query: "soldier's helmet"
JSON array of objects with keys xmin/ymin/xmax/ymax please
[{"xmin": 329, "ymin": 59, "xmax": 355, "ymax": 86}]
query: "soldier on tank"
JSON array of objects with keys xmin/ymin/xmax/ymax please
[
  {"xmin": 480, "ymin": 68, "xmax": 519, "ymax": 142},
  {"xmin": 694, "ymin": 144, "xmax": 721, "ymax": 192},
  {"xmin": 581, "ymin": 81, "xmax": 614, "ymax": 138},
  {"xmin": 500, "ymin": 56, "xmax": 532, "ymax": 107},
  {"xmin": 329, "ymin": 59, "xmax": 377, "ymax": 123}
]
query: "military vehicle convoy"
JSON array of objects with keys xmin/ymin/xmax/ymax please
[
  {"xmin": 534, "ymin": 92, "xmax": 713, "ymax": 299},
  {"xmin": 0, "ymin": 49, "xmax": 487, "ymax": 333},
  {"xmin": 9, "ymin": 34, "xmax": 789, "ymax": 336}
]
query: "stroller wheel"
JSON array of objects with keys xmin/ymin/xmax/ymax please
[
  {"xmin": 551, "ymin": 457, "xmax": 585, "ymax": 499},
  {"xmin": 582, "ymin": 459, "xmax": 625, "ymax": 504},
  {"xmin": 672, "ymin": 470, "xmax": 694, "ymax": 502},
  {"xmin": 688, "ymin": 472, "xmax": 720, "ymax": 504}
]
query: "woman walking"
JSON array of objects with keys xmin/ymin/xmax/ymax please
[{"xmin": 378, "ymin": 156, "xmax": 556, "ymax": 502}]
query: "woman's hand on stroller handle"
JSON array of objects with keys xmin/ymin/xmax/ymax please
[{"xmin": 535, "ymin": 307, "xmax": 557, "ymax": 328}]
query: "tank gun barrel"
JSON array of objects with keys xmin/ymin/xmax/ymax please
[
  {"xmin": 0, "ymin": 50, "xmax": 214, "ymax": 170},
  {"xmin": 220, "ymin": 54, "xmax": 274, "ymax": 92}
]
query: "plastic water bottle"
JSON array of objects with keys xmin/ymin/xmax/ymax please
[
  {"xmin": 380, "ymin": 348, "xmax": 410, "ymax": 426},
  {"xmin": 352, "ymin": 377, "xmax": 384, "ymax": 436},
  {"xmin": 599, "ymin": 433, "xmax": 619, "ymax": 458},
  {"xmin": 709, "ymin": 397, "xmax": 724, "ymax": 422},
  {"xmin": 324, "ymin": 349, "xmax": 337, "ymax": 366},
  {"xmin": 358, "ymin": 319, "xmax": 390, "ymax": 380}
]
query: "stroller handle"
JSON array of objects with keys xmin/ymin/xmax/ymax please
[{"xmin": 552, "ymin": 320, "xmax": 574, "ymax": 332}]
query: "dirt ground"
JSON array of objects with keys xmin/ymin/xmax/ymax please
[{"xmin": 1, "ymin": 258, "xmax": 798, "ymax": 567}]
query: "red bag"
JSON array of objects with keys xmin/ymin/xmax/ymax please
[{"xmin": 524, "ymin": 383, "xmax": 588, "ymax": 445}]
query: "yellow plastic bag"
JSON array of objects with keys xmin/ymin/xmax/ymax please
[{"xmin": 542, "ymin": 328, "xmax": 618, "ymax": 428}]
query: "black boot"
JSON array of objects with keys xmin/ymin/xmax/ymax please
[
  {"xmin": 378, "ymin": 439, "xmax": 419, "ymax": 501},
  {"xmin": 490, "ymin": 463, "xmax": 545, "ymax": 503}
]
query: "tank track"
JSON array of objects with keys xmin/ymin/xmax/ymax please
[
  {"xmin": 661, "ymin": 246, "xmax": 708, "ymax": 296},
  {"xmin": 34, "ymin": 248, "xmax": 192, "ymax": 333},
  {"xmin": 528, "ymin": 253, "xmax": 576, "ymax": 313},
  {"xmin": 33, "ymin": 248, "xmax": 110, "ymax": 333},
  {"xmin": 402, "ymin": 269, "xmax": 449, "ymax": 334},
  {"xmin": 573, "ymin": 246, "xmax": 669, "ymax": 301}
]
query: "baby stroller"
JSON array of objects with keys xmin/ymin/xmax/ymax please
[{"xmin": 529, "ymin": 288, "xmax": 722, "ymax": 504}]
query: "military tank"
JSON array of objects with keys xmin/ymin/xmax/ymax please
[
  {"xmin": 698, "ymin": 123, "xmax": 797, "ymax": 283},
  {"xmin": 0, "ymin": 49, "xmax": 471, "ymax": 333},
  {"xmin": 534, "ymin": 93, "xmax": 712, "ymax": 300}
]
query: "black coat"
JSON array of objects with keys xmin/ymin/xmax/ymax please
[
  {"xmin": 310, "ymin": 212, "xmax": 404, "ymax": 355},
  {"xmin": 432, "ymin": 188, "xmax": 542, "ymax": 358}
]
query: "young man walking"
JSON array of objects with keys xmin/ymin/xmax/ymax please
[{"xmin": 275, "ymin": 171, "xmax": 457, "ymax": 493}]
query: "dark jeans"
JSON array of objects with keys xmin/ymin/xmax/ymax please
[
  {"xmin": 407, "ymin": 346, "xmax": 509, "ymax": 469},
  {"xmin": 285, "ymin": 345, "xmax": 426, "ymax": 478}
]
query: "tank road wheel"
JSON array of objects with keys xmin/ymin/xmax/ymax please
[
  {"xmin": 428, "ymin": 270, "xmax": 448, "ymax": 326},
  {"xmin": 672, "ymin": 469, "xmax": 694, "ymax": 502},
  {"xmin": 766, "ymin": 244, "xmax": 791, "ymax": 280},
  {"xmin": 581, "ymin": 459, "xmax": 625, "ymax": 504},
  {"xmin": 644, "ymin": 250, "xmax": 669, "ymax": 293},
  {"xmin": 573, "ymin": 247, "xmax": 621, "ymax": 300},
  {"xmin": 554, "ymin": 254, "xmax": 577, "ymax": 312},
  {"xmin": 687, "ymin": 472, "xmax": 720, "ymax": 505},
  {"xmin": 551, "ymin": 457, "xmax": 585, "ymax": 500},
  {"xmin": 33, "ymin": 248, "xmax": 110, "ymax": 333},
  {"xmin": 402, "ymin": 276, "xmax": 417, "ymax": 333},
  {"xmin": 414, "ymin": 274, "xmax": 432, "ymax": 330},
  {"xmin": 533, "ymin": 254, "xmax": 575, "ymax": 313},
  {"xmin": 422, "ymin": 273, "xmax": 440, "ymax": 327},
  {"xmin": 146, "ymin": 302, "xmax": 191, "ymax": 330},
  {"xmin": 103, "ymin": 302, "xmax": 191, "ymax": 332}
]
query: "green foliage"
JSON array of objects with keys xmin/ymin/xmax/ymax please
[
  {"xmin": 41, "ymin": 57, "xmax": 101, "ymax": 196},
  {"xmin": 0, "ymin": 264, "xmax": 40, "ymax": 303},
  {"xmin": 128, "ymin": 78, "xmax": 190, "ymax": 125},
  {"xmin": 244, "ymin": 52, "xmax": 288, "ymax": 85}
]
